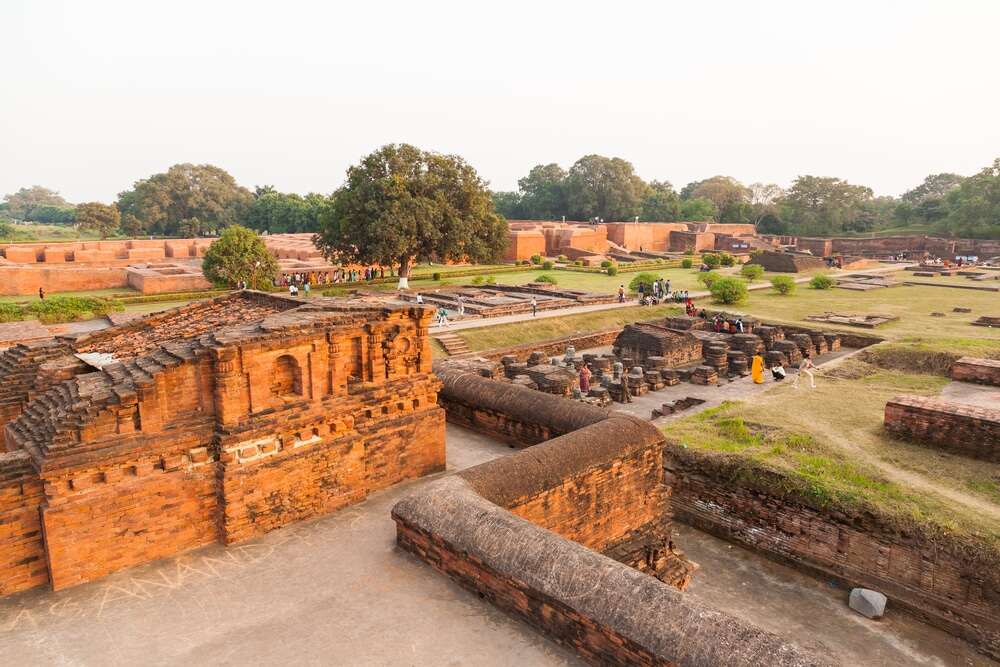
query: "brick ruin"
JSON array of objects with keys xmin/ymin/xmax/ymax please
[
  {"xmin": 0, "ymin": 291, "xmax": 445, "ymax": 594},
  {"xmin": 884, "ymin": 396, "xmax": 1000, "ymax": 462},
  {"xmin": 392, "ymin": 369, "xmax": 827, "ymax": 666}
]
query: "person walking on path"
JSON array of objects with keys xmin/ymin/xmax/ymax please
[
  {"xmin": 457, "ymin": 296, "xmax": 465, "ymax": 317},
  {"xmin": 415, "ymin": 293, "xmax": 424, "ymax": 304},
  {"xmin": 531, "ymin": 297, "xmax": 537, "ymax": 317},
  {"xmin": 618, "ymin": 285, "xmax": 625, "ymax": 303},
  {"xmin": 303, "ymin": 281, "xmax": 310, "ymax": 297},
  {"xmin": 436, "ymin": 306, "xmax": 449, "ymax": 327},
  {"xmin": 793, "ymin": 352, "xmax": 817, "ymax": 388},
  {"xmin": 578, "ymin": 365, "xmax": 592, "ymax": 395},
  {"xmin": 751, "ymin": 354, "xmax": 765, "ymax": 384}
]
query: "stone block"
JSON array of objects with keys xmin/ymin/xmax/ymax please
[{"xmin": 849, "ymin": 588, "xmax": 887, "ymax": 619}]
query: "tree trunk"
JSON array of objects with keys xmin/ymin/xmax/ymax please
[{"xmin": 397, "ymin": 256, "xmax": 410, "ymax": 289}]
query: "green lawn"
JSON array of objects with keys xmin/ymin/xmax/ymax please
[
  {"xmin": 0, "ymin": 287, "xmax": 141, "ymax": 305},
  {"xmin": 0, "ymin": 222, "xmax": 105, "ymax": 243}
]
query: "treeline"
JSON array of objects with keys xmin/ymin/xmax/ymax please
[
  {"xmin": 3, "ymin": 156, "xmax": 998, "ymax": 241},
  {"xmin": 493, "ymin": 156, "xmax": 1000, "ymax": 239}
]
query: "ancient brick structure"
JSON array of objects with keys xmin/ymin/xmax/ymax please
[
  {"xmin": 393, "ymin": 369, "xmax": 828, "ymax": 666},
  {"xmin": 612, "ymin": 322, "xmax": 702, "ymax": 366},
  {"xmin": 951, "ymin": 357, "xmax": 1000, "ymax": 386},
  {"xmin": 0, "ymin": 292, "xmax": 445, "ymax": 594},
  {"xmin": 665, "ymin": 445, "xmax": 1000, "ymax": 658},
  {"xmin": 746, "ymin": 250, "xmax": 828, "ymax": 273},
  {"xmin": 884, "ymin": 396, "xmax": 1000, "ymax": 462}
]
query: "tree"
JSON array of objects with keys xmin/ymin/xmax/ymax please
[
  {"xmin": 709, "ymin": 277, "xmax": 749, "ymax": 304},
  {"xmin": 242, "ymin": 190, "xmax": 331, "ymax": 233},
  {"xmin": 779, "ymin": 176, "xmax": 874, "ymax": 235},
  {"xmin": 315, "ymin": 144, "xmax": 508, "ymax": 289},
  {"xmin": 3, "ymin": 186, "xmax": 71, "ymax": 220},
  {"xmin": 939, "ymin": 158, "xmax": 1000, "ymax": 239},
  {"xmin": 26, "ymin": 205, "xmax": 76, "ymax": 224},
  {"xmin": 116, "ymin": 163, "xmax": 253, "ymax": 237},
  {"xmin": 679, "ymin": 197, "xmax": 717, "ymax": 221},
  {"xmin": 740, "ymin": 263, "xmax": 764, "ymax": 282},
  {"xmin": 0, "ymin": 220, "xmax": 14, "ymax": 240},
  {"xmin": 639, "ymin": 180, "xmax": 681, "ymax": 221},
  {"xmin": 564, "ymin": 155, "xmax": 645, "ymax": 221},
  {"xmin": 120, "ymin": 213, "xmax": 145, "ymax": 237},
  {"xmin": 689, "ymin": 176, "xmax": 751, "ymax": 223},
  {"xmin": 518, "ymin": 164, "xmax": 568, "ymax": 219},
  {"xmin": 491, "ymin": 191, "xmax": 525, "ymax": 219},
  {"xmin": 628, "ymin": 272, "xmax": 660, "ymax": 293},
  {"xmin": 770, "ymin": 275, "xmax": 796, "ymax": 295},
  {"xmin": 901, "ymin": 173, "xmax": 964, "ymax": 204},
  {"xmin": 201, "ymin": 225, "xmax": 278, "ymax": 289},
  {"xmin": 748, "ymin": 182, "xmax": 784, "ymax": 228},
  {"xmin": 75, "ymin": 202, "xmax": 121, "ymax": 239}
]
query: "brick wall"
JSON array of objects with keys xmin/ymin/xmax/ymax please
[
  {"xmin": 951, "ymin": 357, "xmax": 1000, "ymax": 386},
  {"xmin": 665, "ymin": 446, "xmax": 1000, "ymax": 658},
  {"xmin": 0, "ymin": 452, "xmax": 47, "ymax": 595},
  {"xmin": 884, "ymin": 395, "xmax": 1000, "ymax": 462}
]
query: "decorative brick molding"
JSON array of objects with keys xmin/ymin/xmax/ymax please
[
  {"xmin": 665, "ymin": 445, "xmax": 1000, "ymax": 659},
  {"xmin": 884, "ymin": 395, "xmax": 1000, "ymax": 462},
  {"xmin": 951, "ymin": 357, "xmax": 1000, "ymax": 386},
  {"xmin": 394, "ymin": 371, "xmax": 829, "ymax": 666}
]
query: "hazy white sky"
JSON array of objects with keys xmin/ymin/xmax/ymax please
[{"xmin": 3, "ymin": 0, "xmax": 999, "ymax": 203}]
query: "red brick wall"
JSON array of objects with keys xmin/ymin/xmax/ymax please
[
  {"xmin": 0, "ymin": 453, "xmax": 47, "ymax": 595},
  {"xmin": 951, "ymin": 357, "xmax": 1000, "ymax": 386},
  {"xmin": 666, "ymin": 447, "xmax": 1000, "ymax": 658},
  {"xmin": 884, "ymin": 396, "xmax": 1000, "ymax": 462}
]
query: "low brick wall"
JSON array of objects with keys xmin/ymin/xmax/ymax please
[
  {"xmin": 665, "ymin": 445, "xmax": 1000, "ymax": 659},
  {"xmin": 455, "ymin": 328, "xmax": 622, "ymax": 362},
  {"xmin": 884, "ymin": 396, "xmax": 1000, "ymax": 462},
  {"xmin": 0, "ymin": 452, "xmax": 48, "ymax": 595},
  {"xmin": 951, "ymin": 357, "xmax": 1000, "ymax": 386}
]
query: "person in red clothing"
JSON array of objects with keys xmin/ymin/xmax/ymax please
[{"xmin": 578, "ymin": 365, "xmax": 592, "ymax": 394}]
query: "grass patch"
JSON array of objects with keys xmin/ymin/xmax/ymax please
[{"xmin": 23, "ymin": 296, "xmax": 124, "ymax": 324}]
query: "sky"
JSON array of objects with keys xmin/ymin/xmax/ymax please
[{"xmin": 2, "ymin": 0, "xmax": 999, "ymax": 203}]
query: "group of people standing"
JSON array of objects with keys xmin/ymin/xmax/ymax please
[{"xmin": 274, "ymin": 266, "xmax": 385, "ymax": 288}]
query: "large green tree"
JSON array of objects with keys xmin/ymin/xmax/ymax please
[
  {"xmin": 564, "ymin": 155, "xmax": 645, "ymax": 221},
  {"xmin": 116, "ymin": 163, "xmax": 253, "ymax": 237},
  {"xmin": 201, "ymin": 225, "xmax": 279, "ymax": 289},
  {"xmin": 491, "ymin": 191, "xmax": 526, "ymax": 219},
  {"xmin": 688, "ymin": 176, "xmax": 752, "ymax": 223},
  {"xmin": 779, "ymin": 176, "xmax": 874, "ymax": 235},
  {"xmin": 241, "ymin": 189, "xmax": 331, "ymax": 233},
  {"xmin": 639, "ymin": 180, "xmax": 681, "ymax": 221},
  {"xmin": 75, "ymin": 202, "xmax": 121, "ymax": 239},
  {"xmin": 939, "ymin": 158, "xmax": 1000, "ymax": 239},
  {"xmin": 901, "ymin": 173, "xmax": 964, "ymax": 204},
  {"xmin": 3, "ymin": 186, "xmax": 72, "ymax": 220},
  {"xmin": 316, "ymin": 144, "xmax": 508, "ymax": 289},
  {"xmin": 517, "ymin": 163, "xmax": 568, "ymax": 219}
]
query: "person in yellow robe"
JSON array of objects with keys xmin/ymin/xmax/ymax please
[{"xmin": 751, "ymin": 354, "xmax": 765, "ymax": 384}]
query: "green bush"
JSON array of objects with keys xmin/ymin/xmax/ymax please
[
  {"xmin": 432, "ymin": 272, "xmax": 442, "ymax": 281},
  {"xmin": 628, "ymin": 272, "xmax": 659, "ymax": 294},
  {"xmin": 709, "ymin": 277, "xmax": 749, "ymax": 304},
  {"xmin": 535, "ymin": 274, "xmax": 558, "ymax": 284},
  {"xmin": 573, "ymin": 260, "xmax": 583, "ymax": 266},
  {"xmin": 0, "ymin": 303, "xmax": 23, "ymax": 322},
  {"xmin": 701, "ymin": 252, "xmax": 721, "ymax": 269},
  {"xmin": 683, "ymin": 249, "xmax": 694, "ymax": 256},
  {"xmin": 542, "ymin": 260, "xmax": 554, "ymax": 270},
  {"xmin": 25, "ymin": 296, "xmax": 124, "ymax": 324},
  {"xmin": 719, "ymin": 252, "xmax": 735, "ymax": 267},
  {"xmin": 740, "ymin": 263, "xmax": 764, "ymax": 282},
  {"xmin": 770, "ymin": 275, "xmax": 796, "ymax": 295},
  {"xmin": 530, "ymin": 254, "xmax": 542, "ymax": 265},
  {"xmin": 681, "ymin": 258, "xmax": 693, "ymax": 269},
  {"xmin": 606, "ymin": 265, "xmax": 618, "ymax": 276},
  {"xmin": 557, "ymin": 254, "xmax": 567, "ymax": 261},
  {"xmin": 698, "ymin": 271, "xmax": 723, "ymax": 289},
  {"xmin": 471, "ymin": 275, "xmax": 485, "ymax": 285},
  {"xmin": 810, "ymin": 274, "xmax": 835, "ymax": 290},
  {"xmin": 485, "ymin": 275, "xmax": 497, "ymax": 285},
  {"xmin": 600, "ymin": 259, "xmax": 613, "ymax": 268}
]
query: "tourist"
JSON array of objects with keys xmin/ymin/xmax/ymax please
[
  {"xmin": 771, "ymin": 363, "xmax": 786, "ymax": 381},
  {"xmin": 664, "ymin": 279, "xmax": 671, "ymax": 296},
  {"xmin": 457, "ymin": 296, "xmax": 465, "ymax": 317},
  {"xmin": 751, "ymin": 354, "xmax": 765, "ymax": 384},
  {"xmin": 531, "ymin": 296, "xmax": 537, "ymax": 317},
  {"xmin": 38, "ymin": 287, "xmax": 45, "ymax": 300},
  {"xmin": 578, "ymin": 364, "xmax": 592, "ymax": 394},
  {"xmin": 618, "ymin": 285, "xmax": 625, "ymax": 303},
  {"xmin": 415, "ymin": 293, "xmax": 424, "ymax": 304},
  {"xmin": 303, "ymin": 282, "xmax": 310, "ymax": 297},
  {"xmin": 288, "ymin": 283, "xmax": 296, "ymax": 297},
  {"xmin": 652, "ymin": 280, "xmax": 660, "ymax": 300},
  {"xmin": 638, "ymin": 282, "xmax": 646, "ymax": 303},
  {"xmin": 792, "ymin": 352, "xmax": 816, "ymax": 389},
  {"xmin": 436, "ymin": 306, "xmax": 449, "ymax": 326},
  {"xmin": 620, "ymin": 375, "xmax": 632, "ymax": 403},
  {"xmin": 735, "ymin": 317, "xmax": 744, "ymax": 333},
  {"xmin": 713, "ymin": 315, "xmax": 722, "ymax": 333}
]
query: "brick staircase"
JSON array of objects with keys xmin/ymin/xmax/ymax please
[{"xmin": 434, "ymin": 333, "xmax": 470, "ymax": 356}]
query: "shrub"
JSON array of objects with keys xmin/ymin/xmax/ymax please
[
  {"xmin": 0, "ymin": 302, "xmax": 23, "ymax": 322},
  {"xmin": 683, "ymin": 249, "xmax": 694, "ymax": 256},
  {"xmin": 681, "ymin": 258, "xmax": 693, "ymax": 269},
  {"xmin": 471, "ymin": 275, "xmax": 485, "ymax": 285},
  {"xmin": 709, "ymin": 277, "xmax": 749, "ymax": 304},
  {"xmin": 719, "ymin": 252, "xmax": 735, "ymax": 267},
  {"xmin": 25, "ymin": 296, "xmax": 124, "ymax": 324},
  {"xmin": 740, "ymin": 263, "xmax": 764, "ymax": 282},
  {"xmin": 530, "ymin": 254, "xmax": 542, "ymax": 265},
  {"xmin": 698, "ymin": 271, "xmax": 722, "ymax": 289},
  {"xmin": 557, "ymin": 254, "xmax": 567, "ymax": 261},
  {"xmin": 770, "ymin": 275, "xmax": 796, "ymax": 295},
  {"xmin": 485, "ymin": 275, "xmax": 497, "ymax": 285},
  {"xmin": 628, "ymin": 272, "xmax": 659, "ymax": 294},
  {"xmin": 701, "ymin": 252, "xmax": 721, "ymax": 269},
  {"xmin": 573, "ymin": 260, "xmax": 583, "ymax": 266},
  {"xmin": 542, "ymin": 260, "xmax": 554, "ymax": 270},
  {"xmin": 606, "ymin": 265, "xmax": 618, "ymax": 276},
  {"xmin": 535, "ymin": 274, "xmax": 558, "ymax": 284},
  {"xmin": 810, "ymin": 274, "xmax": 835, "ymax": 290},
  {"xmin": 432, "ymin": 272, "xmax": 442, "ymax": 281},
  {"xmin": 600, "ymin": 259, "xmax": 613, "ymax": 268}
]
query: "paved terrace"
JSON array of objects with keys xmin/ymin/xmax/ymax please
[{"xmin": 0, "ymin": 419, "xmax": 990, "ymax": 665}]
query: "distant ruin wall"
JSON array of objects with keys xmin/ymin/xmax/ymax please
[
  {"xmin": 0, "ymin": 265, "xmax": 129, "ymax": 295},
  {"xmin": 747, "ymin": 251, "xmax": 827, "ymax": 273},
  {"xmin": 884, "ymin": 396, "xmax": 1000, "ymax": 462},
  {"xmin": 461, "ymin": 328, "xmax": 621, "ymax": 363},
  {"xmin": 665, "ymin": 446, "xmax": 1000, "ymax": 659},
  {"xmin": 951, "ymin": 357, "xmax": 1000, "ymax": 386}
]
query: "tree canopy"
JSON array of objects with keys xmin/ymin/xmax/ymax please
[
  {"xmin": 201, "ymin": 225, "xmax": 278, "ymax": 289},
  {"xmin": 938, "ymin": 159, "xmax": 1000, "ymax": 239},
  {"xmin": 116, "ymin": 163, "xmax": 253, "ymax": 237},
  {"xmin": 75, "ymin": 202, "xmax": 120, "ymax": 239},
  {"xmin": 241, "ymin": 189, "xmax": 332, "ymax": 234},
  {"xmin": 315, "ymin": 144, "xmax": 508, "ymax": 288},
  {"xmin": 3, "ymin": 186, "xmax": 72, "ymax": 220}
]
